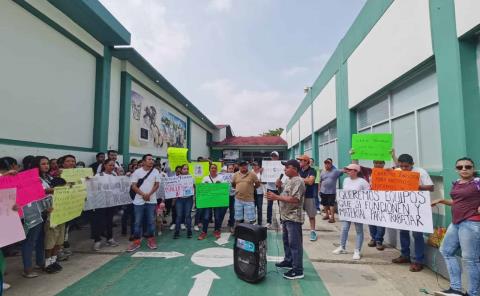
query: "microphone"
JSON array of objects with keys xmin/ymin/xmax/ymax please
[{"xmin": 279, "ymin": 173, "xmax": 284, "ymax": 180}]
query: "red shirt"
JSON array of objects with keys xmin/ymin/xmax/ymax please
[{"xmin": 450, "ymin": 179, "xmax": 480, "ymax": 224}]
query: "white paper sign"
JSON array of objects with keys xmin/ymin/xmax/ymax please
[
  {"xmin": 0, "ymin": 188, "xmax": 26, "ymax": 247},
  {"xmin": 84, "ymin": 176, "xmax": 132, "ymax": 210},
  {"xmin": 261, "ymin": 161, "xmax": 285, "ymax": 183},
  {"xmin": 163, "ymin": 175, "xmax": 194, "ymax": 199},
  {"xmin": 336, "ymin": 190, "xmax": 434, "ymax": 233},
  {"xmin": 219, "ymin": 173, "xmax": 234, "ymax": 183}
]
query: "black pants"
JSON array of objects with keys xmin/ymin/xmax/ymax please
[
  {"xmin": 91, "ymin": 207, "xmax": 115, "ymax": 242},
  {"xmin": 254, "ymin": 192, "xmax": 263, "ymax": 225}
]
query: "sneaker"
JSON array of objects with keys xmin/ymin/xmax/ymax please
[
  {"xmin": 51, "ymin": 262, "xmax": 63, "ymax": 271},
  {"xmin": 275, "ymin": 261, "xmax": 292, "ymax": 269},
  {"xmin": 367, "ymin": 240, "xmax": 376, "ymax": 247},
  {"xmin": 194, "ymin": 225, "xmax": 200, "ymax": 232},
  {"xmin": 57, "ymin": 251, "xmax": 69, "ymax": 261},
  {"xmin": 409, "ymin": 263, "xmax": 424, "ymax": 272},
  {"xmin": 309, "ymin": 231, "xmax": 317, "ymax": 241},
  {"xmin": 181, "ymin": 224, "xmax": 186, "ymax": 230},
  {"xmin": 106, "ymin": 239, "xmax": 120, "ymax": 247},
  {"xmin": 392, "ymin": 256, "xmax": 411, "ymax": 264},
  {"xmin": 213, "ymin": 230, "xmax": 221, "ymax": 239},
  {"xmin": 22, "ymin": 271, "xmax": 39, "ymax": 278},
  {"xmin": 265, "ymin": 223, "xmax": 271, "ymax": 229},
  {"xmin": 352, "ymin": 249, "xmax": 361, "ymax": 260},
  {"xmin": 147, "ymin": 237, "xmax": 157, "ymax": 249},
  {"xmin": 62, "ymin": 248, "xmax": 73, "ymax": 256},
  {"xmin": 434, "ymin": 288, "xmax": 464, "ymax": 296},
  {"xmin": 173, "ymin": 232, "xmax": 179, "ymax": 239},
  {"xmin": 170, "ymin": 224, "xmax": 176, "ymax": 230},
  {"xmin": 187, "ymin": 231, "xmax": 193, "ymax": 238},
  {"xmin": 198, "ymin": 232, "xmax": 207, "ymax": 240},
  {"xmin": 332, "ymin": 246, "xmax": 347, "ymax": 254},
  {"xmin": 127, "ymin": 239, "xmax": 141, "ymax": 252},
  {"xmin": 3, "ymin": 283, "xmax": 11, "ymax": 291},
  {"xmin": 93, "ymin": 241, "xmax": 102, "ymax": 251},
  {"xmin": 229, "ymin": 226, "xmax": 235, "ymax": 234},
  {"xmin": 283, "ymin": 269, "xmax": 304, "ymax": 280},
  {"xmin": 44, "ymin": 264, "xmax": 59, "ymax": 274},
  {"xmin": 376, "ymin": 242, "xmax": 385, "ymax": 251}
]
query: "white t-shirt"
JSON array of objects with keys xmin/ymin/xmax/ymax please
[
  {"xmin": 343, "ymin": 177, "xmax": 371, "ymax": 191},
  {"xmin": 412, "ymin": 167, "xmax": 434, "ymax": 186},
  {"xmin": 131, "ymin": 167, "xmax": 161, "ymax": 205},
  {"xmin": 202, "ymin": 175, "xmax": 224, "ymax": 184},
  {"xmin": 255, "ymin": 171, "xmax": 264, "ymax": 194},
  {"xmin": 97, "ymin": 162, "xmax": 124, "ymax": 175}
]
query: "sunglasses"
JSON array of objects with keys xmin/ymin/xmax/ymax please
[{"xmin": 456, "ymin": 165, "xmax": 473, "ymax": 170}]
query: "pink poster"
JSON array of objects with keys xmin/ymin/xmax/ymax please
[
  {"xmin": 0, "ymin": 188, "xmax": 26, "ymax": 247},
  {"xmin": 0, "ymin": 168, "xmax": 46, "ymax": 207}
]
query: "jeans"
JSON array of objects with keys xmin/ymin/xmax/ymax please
[
  {"xmin": 121, "ymin": 204, "xmax": 134, "ymax": 235},
  {"xmin": 340, "ymin": 221, "xmax": 364, "ymax": 251},
  {"xmin": 440, "ymin": 220, "xmax": 480, "ymax": 296},
  {"xmin": 133, "ymin": 204, "xmax": 156, "ymax": 239},
  {"xmin": 21, "ymin": 222, "xmax": 45, "ymax": 270},
  {"xmin": 254, "ymin": 192, "xmax": 263, "ymax": 225},
  {"xmin": 228, "ymin": 195, "xmax": 235, "ymax": 227},
  {"xmin": 202, "ymin": 207, "xmax": 228, "ymax": 233},
  {"xmin": 399, "ymin": 230, "xmax": 425, "ymax": 264},
  {"xmin": 313, "ymin": 184, "xmax": 320, "ymax": 210},
  {"xmin": 175, "ymin": 197, "xmax": 193, "ymax": 234},
  {"xmin": 282, "ymin": 221, "xmax": 303, "ymax": 273},
  {"xmin": 368, "ymin": 225, "xmax": 386, "ymax": 243},
  {"xmin": 266, "ymin": 190, "xmax": 278, "ymax": 224}
]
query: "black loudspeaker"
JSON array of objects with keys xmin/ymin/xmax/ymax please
[{"xmin": 234, "ymin": 223, "xmax": 267, "ymax": 283}]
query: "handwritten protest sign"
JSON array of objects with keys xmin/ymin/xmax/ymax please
[
  {"xmin": 84, "ymin": 176, "xmax": 132, "ymax": 210},
  {"xmin": 50, "ymin": 184, "xmax": 87, "ymax": 227},
  {"xmin": 220, "ymin": 173, "xmax": 234, "ymax": 183},
  {"xmin": 61, "ymin": 168, "xmax": 93, "ymax": 183},
  {"xmin": 261, "ymin": 161, "xmax": 285, "ymax": 182},
  {"xmin": 163, "ymin": 175, "xmax": 194, "ymax": 199},
  {"xmin": 0, "ymin": 189, "xmax": 26, "ymax": 247},
  {"xmin": 0, "ymin": 168, "xmax": 45, "ymax": 210},
  {"xmin": 196, "ymin": 183, "xmax": 230, "ymax": 208},
  {"xmin": 189, "ymin": 162, "xmax": 210, "ymax": 184},
  {"xmin": 167, "ymin": 147, "xmax": 189, "ymax": 172},
  {"xmin": 213, "ymin": 162, "xmax": 222, "ymax": 171},
  {"xmin": 371, "ymin": 168, "xmax": 420, "ymax": 191},
  {"xmin": 336, "ymin": 189, "xmax": 433, "ymax": 233},
  {"xmin": 351, "ymin": 133, "xmax": 392, "ymax": 161}
]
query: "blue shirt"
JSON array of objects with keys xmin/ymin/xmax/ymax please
[{"xmin": 299, "ymin": 166, "xmax": 317, "ymax": 198}]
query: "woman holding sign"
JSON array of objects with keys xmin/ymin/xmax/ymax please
[
  {"xmin": 432, "ymin": 158, "xmax": 480, "ymax": 296},
  {"xmin": 173, "ymin": 164, "xmax": 194, "ymax": 239}
]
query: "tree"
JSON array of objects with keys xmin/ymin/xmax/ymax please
[{"xmin": 260, "ymin": 128, "xmax": 284, "ymax": 136}]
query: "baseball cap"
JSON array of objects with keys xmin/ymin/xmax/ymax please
[
  {"xmin": 270, "ymin": 151, "xmax": 279, "ymax": 157},
  {"xmin": 344, "ymin": 163, "xmax": 361, "ymax": 172},
  {"xmin": 238, "ymin": 160, "xmax": 248, "ymax": 166},
  {"xmin": 296, "ymin": 155, "xmax": 310, "ymax": 162},
  {"xmin": 281, "ymin": 159, "xmax": 301, "ymax": 171}
]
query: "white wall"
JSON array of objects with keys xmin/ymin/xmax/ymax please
[
  {"xmin": 313, "ymin": 77, "xmax": 336, "ymax": 131},
  {"xmin": 299, "ymin": 106, "xmax": 312, "ymax": 141},
  {"xmin": 286, "ymin": 130, "xmax": 292, "ymax": 148},
  {"xmin": 455, "ymin": 0, "xmax": 480, "ymax": 37},
  {"xmin": 108, "ymin": 57, "xmax": 122, "ymax": 150},
  {"xmin": 190, "ymin": 121, "xmax": 209, "ymax": 160},
  {"xmin": 348, "ymin": 0, "xmax": 433, "ymax": 108},
  {"xmin": 0, "ymin": 0, "xmax": 96, "ymax": 148},
  {"xmin": 291, "ymin": 121, "xmax": 300, "ymax": 147}
]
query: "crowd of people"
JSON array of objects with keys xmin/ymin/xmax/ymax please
[{"xmin": 0, "ymin": 148, "xmax": 479, "ymax": 295}]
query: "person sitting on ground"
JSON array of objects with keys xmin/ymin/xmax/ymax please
[{"xmin": 432, "ymin": 157, "xmax": 480, "ymax": 296}]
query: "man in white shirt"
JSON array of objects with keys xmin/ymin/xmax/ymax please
[
  {"xmin": 127, "ymin": 154, "xmax": 161, "ymax": 252},
  {"xmin": 96, "ymin": 150, "xmax": 125, "ymax": 175}
]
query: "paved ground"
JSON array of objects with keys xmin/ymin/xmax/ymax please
[{"xmin": 3, "ymin": 203, "xmax": 449, "ymax": 296}]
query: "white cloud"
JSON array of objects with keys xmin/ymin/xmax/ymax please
[
  {"xmin": 206, "ymin": 0, "xmax": 233, "ymax": 12},
  {"xmin": 99, "ymin": 0, "xmax": 191, "ymax": 69},
  {"xmin": 281, "ymin": 66, "xmax": 308, "ymax": 78},
  {"xmin": 200, "ymin": 79, "xmax": 293, "ymax": 136}
]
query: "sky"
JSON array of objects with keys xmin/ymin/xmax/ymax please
[{"xmin": 99, "ymin": 0, "xmax": 366, "ymax": 136}]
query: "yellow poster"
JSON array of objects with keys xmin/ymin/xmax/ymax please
[
  {"xmin": 188, "ymin": 162, "xmax": 210, "ymax": 184},
  {"xmin": 168, "ymin": 147, "xmax": 189, "ymax": 171},
  {"xmin": 50, "ymin": 184, "xmax": 87, "ymax": 227},
  {"xmin": 61, "ymin": 168, "xmax": 93, "ymax": 183}
]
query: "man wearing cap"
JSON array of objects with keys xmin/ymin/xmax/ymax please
[
  {"xmin": 267, "ymin": 159, "xmax": 305, "ymax": 280},
  {"xmin": 231, "ymin": 160, "xmax": 261, "ymax": 226},
  {"xmin": 266, "ymin": 151, "xmax": 281, "ymax": 228},
  {"xmin": 319, "ymin": 158, "xmax": 343, "ymax": 223},
  {"xmin": 297, "ymin": 155, "xmax": 318, "ymax": 241}
]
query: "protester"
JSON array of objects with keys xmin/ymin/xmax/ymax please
[
  {"xmin": 59, "ymin": 154, "xmax": 77, "ymax": 260},
  {"xmin": 252, "ymin": 162, "xmax": 265, "ymax": 225},
  {"xmin": 332, "ymin": 164, "xmax": 370, "ymax": 260},
  {"xmin": 265, "ymin": 151, "xmax": 281, "ymax": 228},
  {"xmin": 231, "ymin": 160, "xmax": 261, "ymax": 226},
  {"xmin": 310, "ymin": 158, "xmax": 321, "ymax": 214},
  {"xmin": 267, "ymin": 159, "xmax": 305, "ymax": 280},
  {"xmin": 431, "ymin": 157, "xmax": 480, "ymax": 296},
  {"xmin": 173, "ymin": 164, "xmax": 194, "ymax": 239},
  {"xmin": 76, "ymin": 161, "xmax": 86, "ymax": 168},
  {"xmin": 48, "ymin": 158, "xmax": 60, "ymax": 177},
  {"xmin": 171, "ymin": 166, "xmax": 187, "ymax": 231},
  {"xmin": 127, "ymin": 154, "xmax": 161, "ymax": 251},
  {"xmin": 297, "ymin": 155, "xmax": 318, "ymax": 241},
  {"xmin": 198, "ymin": 163, "xmax": 227, "ymax": 240},
  {"xmin": 392, "ymin": 154, "xmax": 434, "ymax": 272},
  {"xmin": 89, "ymin": 152, "xmax": 105, "ymax": 175},
  {"xmin": 319, "ymin": 158, "xmax": 342, "ymax": 223},
  {"xmin": 97, "ymin": 150, "xmax": 124, "ymax": 175},
  {"xmin": 22, "ymin": 155, "xmax": 35, "ymax": 171},
  {"xmin": 226, "ymin": 164, "xmax": 236, "ymax": 233}
]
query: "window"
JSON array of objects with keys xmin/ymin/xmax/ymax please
[
  {"xmin": 303, "ymin": 137, "xmax": 312, "ymax": 156},
  {"xmin": 318, "ymin": 123, "xmax": 338, "ymax": 166}
]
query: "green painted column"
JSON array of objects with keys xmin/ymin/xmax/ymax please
[
  {"xmin": 187, "ymin": 118, "xmax": 192, "ymax": 161},
  {"xmin": 335, "ymin": 63, "xmax": 356, "ymax": 170},
  {"xmin": 300, "ymin": 141, "xmax": 305, "ymax": 155},
  {"xmin": 312, "ymin": 132, "xmax": 319, "ymax": 163},
  {"xmin": 93, "ymin": 46, "xmax": 112, "ymax": 152},
  {"xmin": 119, "ymin": 71, "xmax": 132, "ymax": 167},
  {"xmin": 429, "ymin": 0, "xmax": 468, "ymax": 225}
]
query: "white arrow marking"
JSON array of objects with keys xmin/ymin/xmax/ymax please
[
  {"xmin": 214, "ymin": 232, "xmax": 231, "ymax": 245},
  {"xmin": 131, "ymin": 251, "xmax": 184, "ymax": 259},
  {"xmin": 188, "ymin": 269, "xmax": 220, "ymax": 296},
  {"xmin": 267, "ymin": 256, "xmax": 283, "ymax": 262}
]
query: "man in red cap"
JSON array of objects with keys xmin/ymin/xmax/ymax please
[{"xmin": 296, "ymin": 155, "xmax": 318, "ymax": 241}]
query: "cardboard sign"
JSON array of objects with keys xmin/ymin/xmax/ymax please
[
  {"xmin": 371, "ymin": 168, "xmax": 420, "ymax": 191},
  {"xmin": 61, "ymin": 168, "xmax": 93, "ymax": 183},
  {"xmin": 337, "ymin": 189, "xmax": 433, "ymax": 233},
  {"xmin": 261, "ymin": 161, "xmax": 285, "ymax": 183},
  {"xmin": 196, "ymin": 183, "xmax": 230, "ymax": 208},
  {"xmin": 351, "ymin": 133, "xmax": 392, "ymax": 161},
  {"xmin": 0, "ymin": 189, "xmax": 26, "ymax": 247},
  {"xmin": 84, "ymin": 176, "xmax": 132, "ymax": 210},
  {"xmin": 163, "ymin": 175, "xmax": 194, "ymax": 199},
  {"xmin": 50, "ymin": 184, "xmax": 87, "ymax": 227},
  {"xmin": 167, "ymin": 147, "xmax": 189, "ymax": 172},
  {"xmin": 189, "ymin": 162, "xmax": 210, "ymax": 184},
  {"xmin": 0, "ymin": 168, "xmax": 46, "ymax": 210}
]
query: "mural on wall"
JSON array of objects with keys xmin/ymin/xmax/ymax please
[{"xmin": 130, "ymin": 90, "xmax": 187, "ymax": 155}]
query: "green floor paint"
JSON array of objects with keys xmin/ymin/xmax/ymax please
[{"xmin": 57, "ymin": 231, "xmax": 329, "ymax": 296}]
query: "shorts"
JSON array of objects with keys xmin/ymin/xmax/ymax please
[
  {"xmin": 320, "ymin": 193, "xmax": 336, "ymax": 207},
  {"xmin": 44, "ymin": 220, "xmax": 65, "ymax": 250},
  {"xmin": 303, "ymin": 198, "xmax": 317, "ymax": 218},
  {"xmin": 234, "ymin": 198, "xmax": 256, "ymax": 222}
]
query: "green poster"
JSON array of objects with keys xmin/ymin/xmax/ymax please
[
  {"xmin": 351, "ymin": 133, "xmax": 392, "ymax": 161},
  {"xmin": 196, "ymin": 183, "xmax": 230, "ymax": 208},
  {"xmin": 189, "ymin": 162, "xmax": 210, "ymax": 184}
]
